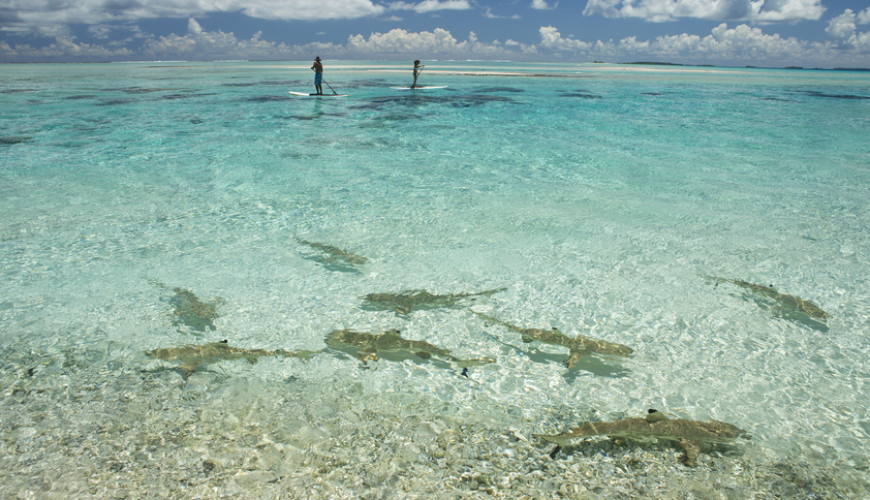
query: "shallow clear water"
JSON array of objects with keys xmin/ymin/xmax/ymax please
[{"xmin": 2, "ymin": 61, "xmax": 869, "ymax": 497}]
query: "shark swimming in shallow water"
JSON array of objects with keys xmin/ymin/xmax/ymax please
[
  {"xmin": 145, "ymin": 340, "xmax": 316, "ymax": 375},
  {"xmin": 535, "ymin": 409, "xmax": 748, "ymax": 466},
  {"xmin": 361, "ymin": 288, "xmax": 506, "ymax": 315},
  {"xmin": 703, "ymin": 275, "xmax": 830, "ymax": 320},
  {"xmin": 473, "ymin": 312, "xmax": 633, "ymax": 369},
  {"xmin": 150, "ymin": 280, "xmax": 224, "ymax": 332},
  {"xmin": 296, "ymin": 236, "xmax": 369, "ymax": 265},
  {"xmin": 324, "ymin": 329, "xmax": 494, "ymax": 368},
  {"xmin": 169, "ymin": 287, "xmax": 224, "ymax": 332}
]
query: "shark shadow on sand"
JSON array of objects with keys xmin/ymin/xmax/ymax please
[
  {"xmin": 535, "ymin": 409, "xmax": 749, "ymax": 466},
  {"xmin": 151, "ymin": 280, "xmax": 225, "ymax": 333},
  {"xmin": 145, "ymin": 340, "xmax": 318, "ymax": 377},
  {"xmin": 361, "ymin": 288, "xmax": 506, "ymax": 315},
  {"xmin": 324, "ymin": 329, "xmax": 494, "ymax": 369},
  {"xmin": 296, "ymin": 236, "xmax": 368, "ymax": 273},
  {"xmin": 473, "ymin": 312, "xmax": 633, "ymax": 377},
  {"xmin": 702, "ymin": 275, "xmax": 830, "ymax": 332}
]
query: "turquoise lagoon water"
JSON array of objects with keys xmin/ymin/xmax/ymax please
[{"xmin": 1, "ymin": 61, "xmax": 869, "ymax": 497}]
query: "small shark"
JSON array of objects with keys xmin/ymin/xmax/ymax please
[
  {"xmin": 473, "ymin": 312, "xmax": 633, "ymax": 369},
  {"xmin": 296, "ymin": 236, "xmax": 368, "ymax": 265},
  {"xmin": 145, "ymin": 340, "xmax": 317, "ymax": 375},
  {"xmin": 149, "ymin": 280, "xmax": 224, "ymax": 332},
  {"xmin": 324, "ymin": 329, "xmax": 494, "ymax": 368},
  {"xmin": 361, "ymin": 288, "xmax": 506, "ymax": 315},
  {"xmin": 169, "ymin": 287, "xmax": 224, "ymax": 332},
  {"xmin": 534, "ymin": 409, "xmax": 748, "ymax": 466},
  {"xmin": 703, "ymin": 275, "xmax": 830, "ymax": 319}
]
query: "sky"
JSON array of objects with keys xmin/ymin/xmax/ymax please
[{"xmin": 1, "ymin": 0, "xmax": 869, "ymax": 67}]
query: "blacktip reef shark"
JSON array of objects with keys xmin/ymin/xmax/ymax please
[
  {"xmin": 295, "ymin": 236, "xmax": 369, "ymax": 265},
  {"xmin": 324, "ymin": 329, "xmax": 495, "ymax": 368},
  {"xmin": 150, "ymin": 280, "xmax": 224, "ymax": 332},
  {"xmin": 145, "ymin": 340, "xmax": 318, "ymax": 376},
  {"xmin": 702, "ymin": 275, "xmax": 830, "ymax": 330},
  {"xmin": 361, "ymin": 288, "xmax": 506, "ymax": 315},
  {"xmin": 472, "ymin": 312, "xmax": 633, "ymax": 369},
  {"xmin": 535, "ymin": 409, "xmax": 749, "ymax": 466}
]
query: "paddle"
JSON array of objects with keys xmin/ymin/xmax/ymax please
[
  {"xmin": 413, "ymin": 66, "xmax": 424, "ymax": 88},
  {"xmin": 311, "ymin": 68, "xmax": 338, "ymax": 95}
]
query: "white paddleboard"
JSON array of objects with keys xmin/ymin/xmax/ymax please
[
  {"xmin": 288, "ymin": 91, "xmax": 349, "ymax": 97},
  {"xmin": 390, "ymin": 86, "xmax": 448, "ymax": 90}
]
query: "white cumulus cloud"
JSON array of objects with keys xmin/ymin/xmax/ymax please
[
  {"xmin": 3, "ymin": 19, "xmax": 869, "ymax": 66},
  {"xmin": 388, "ymin": 0, "xmax": 472, "ymax": 13},
  {"xmin": 241, "ymin": 0, "xmax": 385, "ymax": 21},
  {"xmin": 582, "ymin": 0, "xmax": 825, "ymax": 23},
  {"xmin": 187, "ymin": 18, "xmax": 203, "ymax": 36},
  {"xmin": 539, "ymin": 26, "xmax": 593, "ymax": 51},
  {"xmin": 346, "ymin": 28, "xmax": 506, "ymax": 57},
  {"xmin": 484, "ymin": 7, "xmax": 521, "ymax": 18},
  {"xmin": 825, "ymin": 9, "xmax": 870, "ymax": 52},
  {"xmin": 536, "ymin": 24, "xmax": 855, "ymax": 65},
  {"xmin": 0, "ymin": 37, "xmax": 134, "ymax": 60},
  {"xmin": 531, "ymin": 0, "xmax": 557, "ymax": 10},
  {"xmin": 4, "ymin": 0, "xmax": 387, "ymax": 36}
]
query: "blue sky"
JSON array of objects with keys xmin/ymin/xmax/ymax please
[{"xmin": 1, "ymin": 0, "xmax": 869, "ymax": 66}]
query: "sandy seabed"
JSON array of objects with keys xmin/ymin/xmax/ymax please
[{"xmin": 2, "ymin": 341, "xmax": 867, "ymax": 500}]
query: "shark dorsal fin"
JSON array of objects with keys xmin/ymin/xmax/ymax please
[
  {"xmin": 645, "ymin": 409, "xmax": 670, "ymax": 423},
  {"xmin": 381, "ymin": 329, "xmax": 402, "ymax": 339},
  {"xmin": 550, "ymin": 327, "xmax": 568, "ymax": 339}
]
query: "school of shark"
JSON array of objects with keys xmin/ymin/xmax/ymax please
[{"xmin": 141, "ymin": 236, "xmax": 833, "ymax": 467}]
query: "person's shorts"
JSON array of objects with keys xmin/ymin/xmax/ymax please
[{"xmin": 315, "ymin": 73, "xmax": 322, "ymax": 85}]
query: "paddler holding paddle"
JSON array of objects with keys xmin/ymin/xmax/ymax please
[
  {"xmin": 412, "ymin": 60, "xmax": 425, "ymax": 89},
  {"xmin": 311, "ymin": 56, "xmax": 323, "ymax": 95}
]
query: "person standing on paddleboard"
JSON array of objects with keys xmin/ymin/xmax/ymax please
[
  {"xmin": 311, "ymin": 57, "xmax": 323, "ymax": 95},
  {"xmin": 412, "ymin": 60, "xmax": 425, "ymax": 89}
]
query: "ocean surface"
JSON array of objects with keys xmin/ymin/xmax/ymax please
[{"xmin": 1, "ymin": 61, "xmax": 869, "ymax": 498}]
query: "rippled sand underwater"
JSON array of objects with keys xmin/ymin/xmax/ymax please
[{"xmin": 1, "ymin": 61, "xmax": 869, "ymax": 498}]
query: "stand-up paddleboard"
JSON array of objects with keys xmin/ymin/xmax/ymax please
[
  {"xmin": 288, "ymin": 91, "xmax": 349, "ymax": 97},
  {"xmin": 390, "ymin": 86, "xmax": 448, "ymax": 90}
]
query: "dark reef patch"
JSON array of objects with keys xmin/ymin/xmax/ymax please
[
  {"xmin": 473, "ymin": 87, "xmax": 525, "ymax": 93},
  {"xmin": 791, "ymin": 90, "xmax": 870, "ymax": 100},
  {"xmin": 560, "ymin": 92, "xmax": 602, "ymax": 99},
  {"xmin": 124, "ymin": 87, "xmax": 178, "ymax": 94},
  {"xmin": 351, "ymin": 93, "xmax": 514, "ymax": 111},
  {"xmin": 65, "ymin": 95, "xmax": 99, "ymax": 100},
  {"xmin": 374, "ymin": 113, "xmax": 422, "ymax": 121},
  {"xmin": 247, "ymin": 95, "xmax": 292, "ymax": 102},
  {"xmin": 0, "ymin": 136, "xmax": 32, "ymax": 146},
  {"xmin": 162, "ymin": 93, "xmax": 217, "ymax": 100},
  {"xmin": 97, "ymin": 99, "xmax": 135, "ymax": 106}
]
